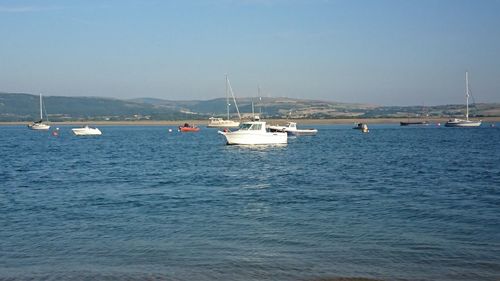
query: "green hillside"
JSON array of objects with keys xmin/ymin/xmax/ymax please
[
  {"xmin": 0, "ymin": 93, "xmax": 201, "ymax": 121},
  {"xmin": 1, "ymin": 92, "xmax": 499, "ymax": 121}
]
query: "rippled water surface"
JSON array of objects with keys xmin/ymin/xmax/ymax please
[{"xmin": 1, "ymin": 124, "xmax": 499, "ymax": 281}]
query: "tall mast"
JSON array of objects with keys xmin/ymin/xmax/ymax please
[
  {"xmin": 258, "ymin": 85, "xmax": 262, "ymax": 115},
  {"xmin": 39, "ymin": 93, "xmax": 43, "ymax": 120},
  {"xmin": 225, "ymin": 74, "xmax": 229, "ymax": 120},
  {"xmin": 226, "ymin": 77, "xmax": 241, "ymax": 119},
  {"xmin": 465, "ymin": 71, "xmax": 469, "ymax": 121}
]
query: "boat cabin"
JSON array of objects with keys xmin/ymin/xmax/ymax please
[
  {"xmin": 238, "ymin": 121, "xmax": 266, "ymax": 132},
  {"xmin": 286, "ymin": 122, "xmax": 297, "ymax": 129}
]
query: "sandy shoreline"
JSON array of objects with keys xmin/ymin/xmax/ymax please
[{"xmin": 1, "ymin": 117, "xmax": 498, "ymax": 126}]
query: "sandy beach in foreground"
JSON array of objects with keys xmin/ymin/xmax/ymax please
[{"xmin": 1, "ymin": 117, "xmax": 499, "ymax": 126}]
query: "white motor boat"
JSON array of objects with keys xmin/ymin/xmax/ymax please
[
  {"xmin": 218, "ymin": 121, "xmax": 287, "ymax": 145},
  {"xmin": 268, "ymin": 122, "xmax": 317, "ymax": 136},
  {"xmin": 445, "ymin": 72, "xmax": 481, "ymax": 127},
  {"xmin": 72, "ymin": 125, "xmax": 102, "ymax": 136},
  {"xmin": 27, "ymin": 94, "xmax": 50, "ymax": 130}
]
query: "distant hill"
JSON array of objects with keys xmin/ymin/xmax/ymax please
[
  {"xmin": 130, "ymin": 96, "xmax": 499, "ymax": 119},
  {"xmin": 0, "ymin": 93, "xmax": 199, "ymax": 121},
  {"xmin": 1, "ymin": 92, "xmax": 499, "ymax": 121},
  {"xmin": 130, "ymin": 96, "xmax": 377, "ymax": 118}
]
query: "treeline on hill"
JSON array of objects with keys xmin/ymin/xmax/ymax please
[
  {"xmin": 0, "ymin": 93, "xmax": 201, "ymax": 121},
  {"xmin": 1, "ymin": 93, "xmax": 498, "ymax": 121}
]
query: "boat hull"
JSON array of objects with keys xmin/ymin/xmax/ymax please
[
  {"xmin": 286, "ymin": 129, "xmax": 318, "ymax": 136},
  {"xmin": 444, "ymin": 119, "xmax": 481, "ymax": 127},
  {"xmin": 72, "ymin": 128, "xmax": 102, "ymax": 136},
  {"xmin": 207, "ymin": 121, "xmax": 240, "ymax": 128},
  {"xmin": 28, "ymin": 123, "xmax": 50, "ymax": 130},
  {"xmin": 179, "ymin": 127, "xmax": 200, "ymax": 132},
  {"xmin": 219, "ymin": 131, "xmax": 287, "ymax": 145},
  {"xmin": 268, "ymin": 123, "xmax": 318, "ymax": 136},
  {"xmin": 353, "ymin": 123, "xmax": 368, "ymax": 130},
  {"xmin": 400, "ymin": 121, "xmax": 429, "ymax": 126}
]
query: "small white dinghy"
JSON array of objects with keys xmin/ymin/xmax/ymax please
[{"xmin": 72, "ymin": 125, "xmax": 102, "ymax": 136}]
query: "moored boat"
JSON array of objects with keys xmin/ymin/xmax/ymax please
[
  {"xmin": 28, "ymin": 120, "xmax": 51, "ymax": 131},
  {"xmin": 353, "ymin": 123, "xmax": 366, "ymax": 130},
  {"xmin": 179, "ymin": 123, "xmax": 200, "ymax": 132},
  {"xmin": 400, "ymin": 121, "xmax": 429, "ymax": 126},
  {"xmin": 207, "ymin": 75, "xmax": 241, "ymax": 128},
  {"xmin": 445, "ymin": 118, "xmax": 481, "ymax": 127},
  {"xmin": 353, "ymin": 123, "xmax": 369, "ymax": 132},
  {"xmin": 445, "ymin": 72, "xmax": 481, "ymax": 127},
  {"xmin": 268, "ymin": 122, "xmax": 317, "ymax": 136},
  {"xmin": 28, "ymin": 94, "xmax": 50, "ymax": 130},
  {"xmin": 207, "ymin": 117, "xmax": 240, "ymax": 128},
  {"xmin": 72, "ymin": 125, "xmax": 102, "ymax": 136},
  {"xmin": 218, "ymin": 121, "xmax": 287, "ymax": 145}
]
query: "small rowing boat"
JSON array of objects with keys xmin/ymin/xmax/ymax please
[{"xmin": 179, "ymin": 123, "xmax": 200, "ymax": 132}]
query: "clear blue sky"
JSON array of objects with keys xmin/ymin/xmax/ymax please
[{"xmin": 1, "ymin": 0, "xmax": 499, "ymax": 105}]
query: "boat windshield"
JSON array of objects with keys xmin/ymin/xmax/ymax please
[
  {"xmin": 251, "ymin": 123, "xmax": 262, "ymax": 130},
  {"xmin": 239, "ymin": 123, "xmax": 253, "ymax": 130},
  {"xmin": 239, "ymin": 123, "xmax": 262, "ymax": 130}
]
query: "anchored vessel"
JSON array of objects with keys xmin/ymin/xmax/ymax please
[
  {"xmin": 353, "ymin": 123, "xmax": 369, "ymax": 133},
  {"xmin": 268, "ymin": 122, "xmax": 317, "ymax": 136},
  {"xmin": 207, "ymin": 75, "xmax": 241, "ymax": 128},
  {"xmin": 27, "ymin": 94, "xmax": 50, "ymax": 130},
  {"xmin": 179, "ymin": 123, "xmax": 200, "ymax": 132},
  {"xmin": 72, "ymin": 125, "xmax": 102, "ymax": 136},
  {"xmin": 400, "ymin": 120, "xmax": 429, "ymax": 126},
  {"xmin": 218, "ymin": 121, "xmax": 287, "ymax": 145},
  {"xmin": 445, "ymin": 72, "xmax": 481, "ymax": 127}
]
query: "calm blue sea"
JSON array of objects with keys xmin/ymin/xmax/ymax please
[{"xmin": 1, "ymin": 124, "xmax": 499, "ymax": 281}]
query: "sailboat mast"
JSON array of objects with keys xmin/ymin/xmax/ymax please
[
  {"xmin": 39, "ymin": 93, "xmax": 43, "ymax": 120},
  {"xmin": 465, "ymin": 71, "xmax": 469, "ymax": 121},
  {"xmin": 226, "ymin": 78, "xmax": 241, "ymax": 119},
  {"xmin": 225, "ymin": 74, "xmax": 229, "ymax": 120},
  {"xmin": 258, "ymin": 85, "xmax": 262, "ymax": 115}
]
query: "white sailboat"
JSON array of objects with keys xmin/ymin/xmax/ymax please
[
  {"xmin": 445, "ymin": 72, "xmax": 482, "ymax": 127},
  {"xmin": 207, "ymin": 75, "xmax": 241, "ymax": 128},
  {"xmin": 27, "ymin": 94, "xmax": 50, "ymax": 130}
]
